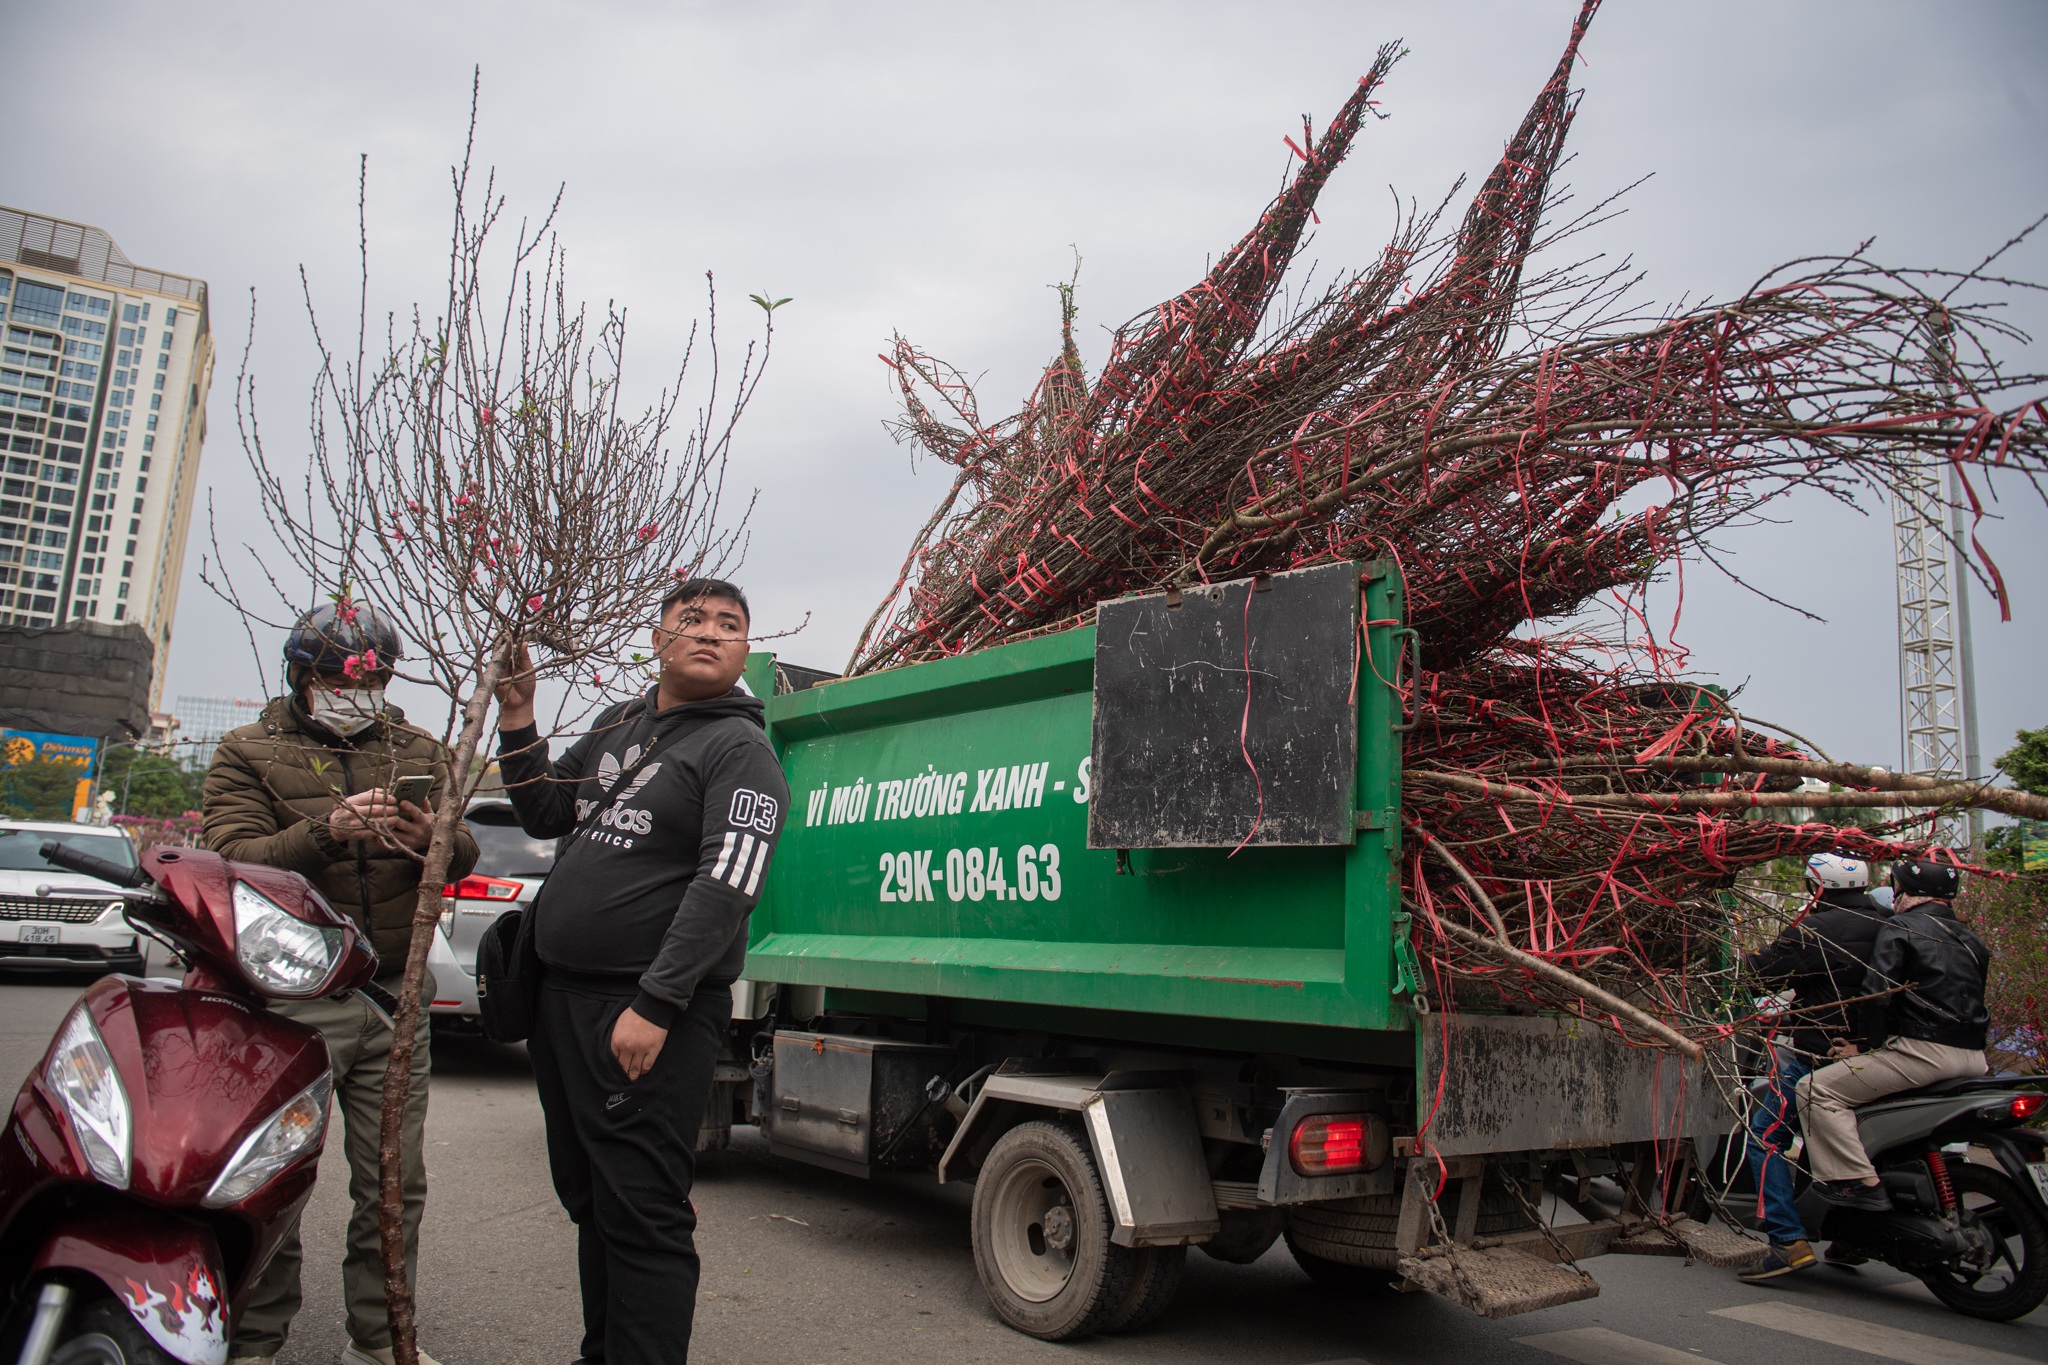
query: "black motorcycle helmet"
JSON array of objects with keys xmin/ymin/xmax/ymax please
[
  {"xmin": 283, "ymin": 602, "xmax": 404, "ymax": 676},
  {"xmin": 1890, "ymin": 857, "xmax": 1962, "ymax": 901}
]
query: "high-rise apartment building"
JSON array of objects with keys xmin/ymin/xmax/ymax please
[
  {"xmin": 171, "ymin": 694, "xmax": 267, "ymax": 759},
  {"xmin": 0, "ymin": 207, "xmax": 213, "ymax": 707}
]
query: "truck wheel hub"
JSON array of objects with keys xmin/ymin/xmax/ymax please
[{"xmin": 988, "ymin": 1157, "xmax": 1081, "ymax": 1302}]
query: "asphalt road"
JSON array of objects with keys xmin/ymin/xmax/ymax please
[{"xmin": 0, "ymin": 970, "xmax": 2043, "ymax": 1365}]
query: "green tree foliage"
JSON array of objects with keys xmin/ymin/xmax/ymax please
[
  {"xmin": 1984, "ymin": 727, "xmax": 2048, "ymax": 873},
  {"xmin": 98, "ymin": 749, "xmax": 206, "ymax": 820},
  {"xmin": 0, "ymin": 760, "xmax": 90, "ymax": 821},
  {"xmin": 1963, "ymin": 725, "xmax": 2048, "ymax": 1069},
  {"xmin": 1997, "ymin": 725, "xmax": 2048, "ymax": 796},
  {"xmin": 1961, "ymin": 874, "xmax": 2048, "ymax": 1074}
]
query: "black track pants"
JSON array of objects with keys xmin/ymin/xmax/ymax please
[{"xmin": 529, "ymin": 975, "xmax": 730, "ymax": 1365}]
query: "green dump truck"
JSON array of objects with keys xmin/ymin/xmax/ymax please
[{"xmin": 720, "ymin": 560, "xmax": 1750, "ymax": 1339}]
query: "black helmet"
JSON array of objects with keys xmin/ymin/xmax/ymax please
[
  {"xmin": 283, "ymin": 602, "xmax": 404, "ymax": 673},
  {"xmin": 1890, "ymin": 857, "xmax": 1962, "ymax": 900}
]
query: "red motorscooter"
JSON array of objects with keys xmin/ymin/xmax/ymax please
[{"xmin": 0, "ymin": 841, "xmax": 377, "ymax": 1365}]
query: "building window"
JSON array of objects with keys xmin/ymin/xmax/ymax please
[
  {"xmin": 160, "ymin": 331, "xmax": 172, "ymax": 349},
  {"xmin": 152, "ymin": 374, "xmax": 164, "ymax": 390},
  {"xmin": 140, "ymin": 436, "xmax": 153, "ymax": 452},
  {"xmin": 121, "ymin": 306, "xmax": 139, "ymax": 325},
  {"xmin": 113, "ymin": 604, "xmax": 123, "ymax": 620},
  {"xmin": 156, "ymin": 353, "xmax": 168, "ymax": 371},
  {"xmin": 12, "ymin": 281, "xmax": 64, "ymax": 325}
]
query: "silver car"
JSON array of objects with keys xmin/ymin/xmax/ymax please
[
  {"xmin": 0, "ymin": 821, "xmax": 149, "ymax": 975},
  {"xmin": 429, "ymin": 800, "xmax": 553, "ymax": 1028}
]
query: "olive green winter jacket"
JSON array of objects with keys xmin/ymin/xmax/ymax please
[{"xmin": 201, "ymin": 696, "xmax": 480, "ymax": 966}]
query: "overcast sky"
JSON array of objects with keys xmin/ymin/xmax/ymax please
[{"xmin": 12, "ymin": 1, "xmax": 2048, "ymax": 775}]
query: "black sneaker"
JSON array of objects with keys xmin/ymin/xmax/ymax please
[
  {"xmin": 1737, "ymin": 1240, "xmax": 1817, "ymax": 1282},
  {"xmin": 1814, "ymin": 1180, "xmax": 1892, "ymax": 1212}
]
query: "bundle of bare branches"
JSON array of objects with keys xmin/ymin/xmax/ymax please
[{"xmin": 849, "ymin": 0, "xmax": 2048, "ymax": 1051}]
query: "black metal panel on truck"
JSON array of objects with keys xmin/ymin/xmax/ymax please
[
  {"xmin": 1088, "ymin": 560, "xmax": 1360, "ymax": 848},
  {"xmin": 1417, "ymin": 1013, "xmax": 1735, "ymax": 1155}
]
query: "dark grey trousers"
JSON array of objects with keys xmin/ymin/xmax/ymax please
[{"xmin": 529, "ymin": 976, "xmax": 728, "ymax": 1365}]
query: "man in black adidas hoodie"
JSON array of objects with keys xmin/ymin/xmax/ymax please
[{"xmin": 494, "ymin": 579, "xmax": 786, "ymax": 1365}]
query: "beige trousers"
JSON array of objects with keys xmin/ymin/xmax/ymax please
[
  {"xmin": 232, "ymin": 974, "xmax": 433, "ymax": 1356},
  {"xmin": 1795, "ymin": 1035, "xmax": 1985, "ymax": 1183}
]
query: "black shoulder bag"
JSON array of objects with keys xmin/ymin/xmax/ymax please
[{"xmin": 475, "ymin": 715, "xmax": 701, "ymax": 1043}]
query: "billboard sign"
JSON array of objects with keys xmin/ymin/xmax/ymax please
[{"xmin": 1, "ymin": 728, "xmax": 101, "ymax": 774}]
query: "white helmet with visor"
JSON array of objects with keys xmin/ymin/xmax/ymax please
[{"xmin": 1804, "ymin": 852, "xmax": 1869, "ymax": 891}]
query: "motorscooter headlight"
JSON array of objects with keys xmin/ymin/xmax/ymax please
[
  {"xmin": 232, "ymin": 881, "xmax": 343, "ymax": 997},
  {"xmin": 45, "ymin": 1006, "xmax": 131, "ymax": 1189},
  {"xmin": 203, "ymin": 1073, "xmax": 333, "ymax": 1208}
]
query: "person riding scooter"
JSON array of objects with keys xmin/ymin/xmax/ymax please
[
  {"xmin": 1796, "ymin": 856, "xmax": 1992, "ymax": 1211},
  {"xmin": 1734, "ymin": 852, "xmax": 1888, "ymax": 1280}
]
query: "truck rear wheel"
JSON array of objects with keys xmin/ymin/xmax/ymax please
[
  {"xmin": 1100, "ymin": 1245, "xmax": 1185, "ymax": 1333},
  {"xmin": 1285, "ymin": 1229, "xmax": 1396, "ymax": 1292},
  {"xmin": 971, "ymin": 1120, "xmax": 1140, "ymax": 1340}
]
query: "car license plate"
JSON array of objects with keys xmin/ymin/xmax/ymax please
[
  {"xmin": 2031, "ymin": 1162, "xmax": 2048, "ymax": 1205},
  {"xmin": 18, "ymin": 925, "xmax": 59, "ymax": 945}
]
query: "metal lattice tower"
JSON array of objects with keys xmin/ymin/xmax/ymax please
[{"xmin": 1890, "ymin": 458, "xmax": 1982, "ymax": 850}]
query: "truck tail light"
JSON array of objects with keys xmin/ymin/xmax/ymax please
[
  {"xmin": 449, "ymin": 875, "xmax": 523, "ymax": 902},
  {"xmin": 2012, "ymin": 1093, "xmax": 2044, "ymax": 1121},
  {"xmin": 1289, "ymin": 1113, "xmax": 1384, "ymax": 1176}
]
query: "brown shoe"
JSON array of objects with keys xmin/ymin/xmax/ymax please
[{"xmin": 1737, "ymin": 1239, "xmax": 1817, "ymax": 1281}]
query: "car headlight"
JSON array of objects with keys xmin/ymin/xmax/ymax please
[
  {"xmin": 46, "ymin": 1007, "xmax": 131, "ymax": 1189},
  {"xmin": 232, "ymin": 882, "xmax": 342, "ymax": 997},
  {"xmin": 204, "ymin": 1073, "xmax": 332, "ymax": 1208}
]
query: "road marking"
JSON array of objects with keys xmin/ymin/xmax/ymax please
[
  {"xmin": 1516, "ymin": 1328, "xmax": 1727, "ymax": 1365},
  {"xmin": 1711, "ymin": 1302, "xmax": 2037, "ymax": 1365}
]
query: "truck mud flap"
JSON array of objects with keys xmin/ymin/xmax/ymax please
[
  {"xmin": 33, "ymin": 1206, "xmax": 229, "ymax": 1365},
  {"xmin": 940, "ymin": 1071, "xmax": 1220, "ymax": 1246},
  {"xmin": 1397, "ymin": 1244, "xmax": 1599, "ymax": 1319}
]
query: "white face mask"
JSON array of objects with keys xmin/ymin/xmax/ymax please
[{"xmin": 308, "ymin": 687, "xmax": 387, "ymax": 738}]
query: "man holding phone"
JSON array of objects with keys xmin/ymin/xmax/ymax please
[
  {"xmin": 494, "ymin": 578, "xmax": 787, "ymax": 1365},
  {"xmin": 203, "ymin": 603, "xmax": 479, "ymax": 1365}
]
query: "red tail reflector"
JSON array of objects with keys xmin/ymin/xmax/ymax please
[
  {"xmin": 449, "ymin": 875, "xmax": 523, "ymax": 901},
  {"xmin": 1290, "ymin": 1114, "xmax": 1372, "ymax": 1176},
  {"xmin": 2013, "ymin": 1093, "xmax": 2044, "ymax": 1121}
]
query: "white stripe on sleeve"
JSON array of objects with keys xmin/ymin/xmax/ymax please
[
  {"xmin": 710, "ymin": 831, "xmax": 737, "ymax": 880},
  {"xmin": 743, "ymin": 840, "xmax": 770, "ymax": 896},
  {"xmin": 725, "ymin": 834, "xmax": 756, "ymax": 888}
]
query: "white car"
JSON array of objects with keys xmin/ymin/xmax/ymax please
[
  {"xmin": 0, "ymin": 821, "xmax": 149, "ymax": 975},
  {"xmin": 429, "ymin": 800, "xmax": 553, "ymax": 1028}
]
